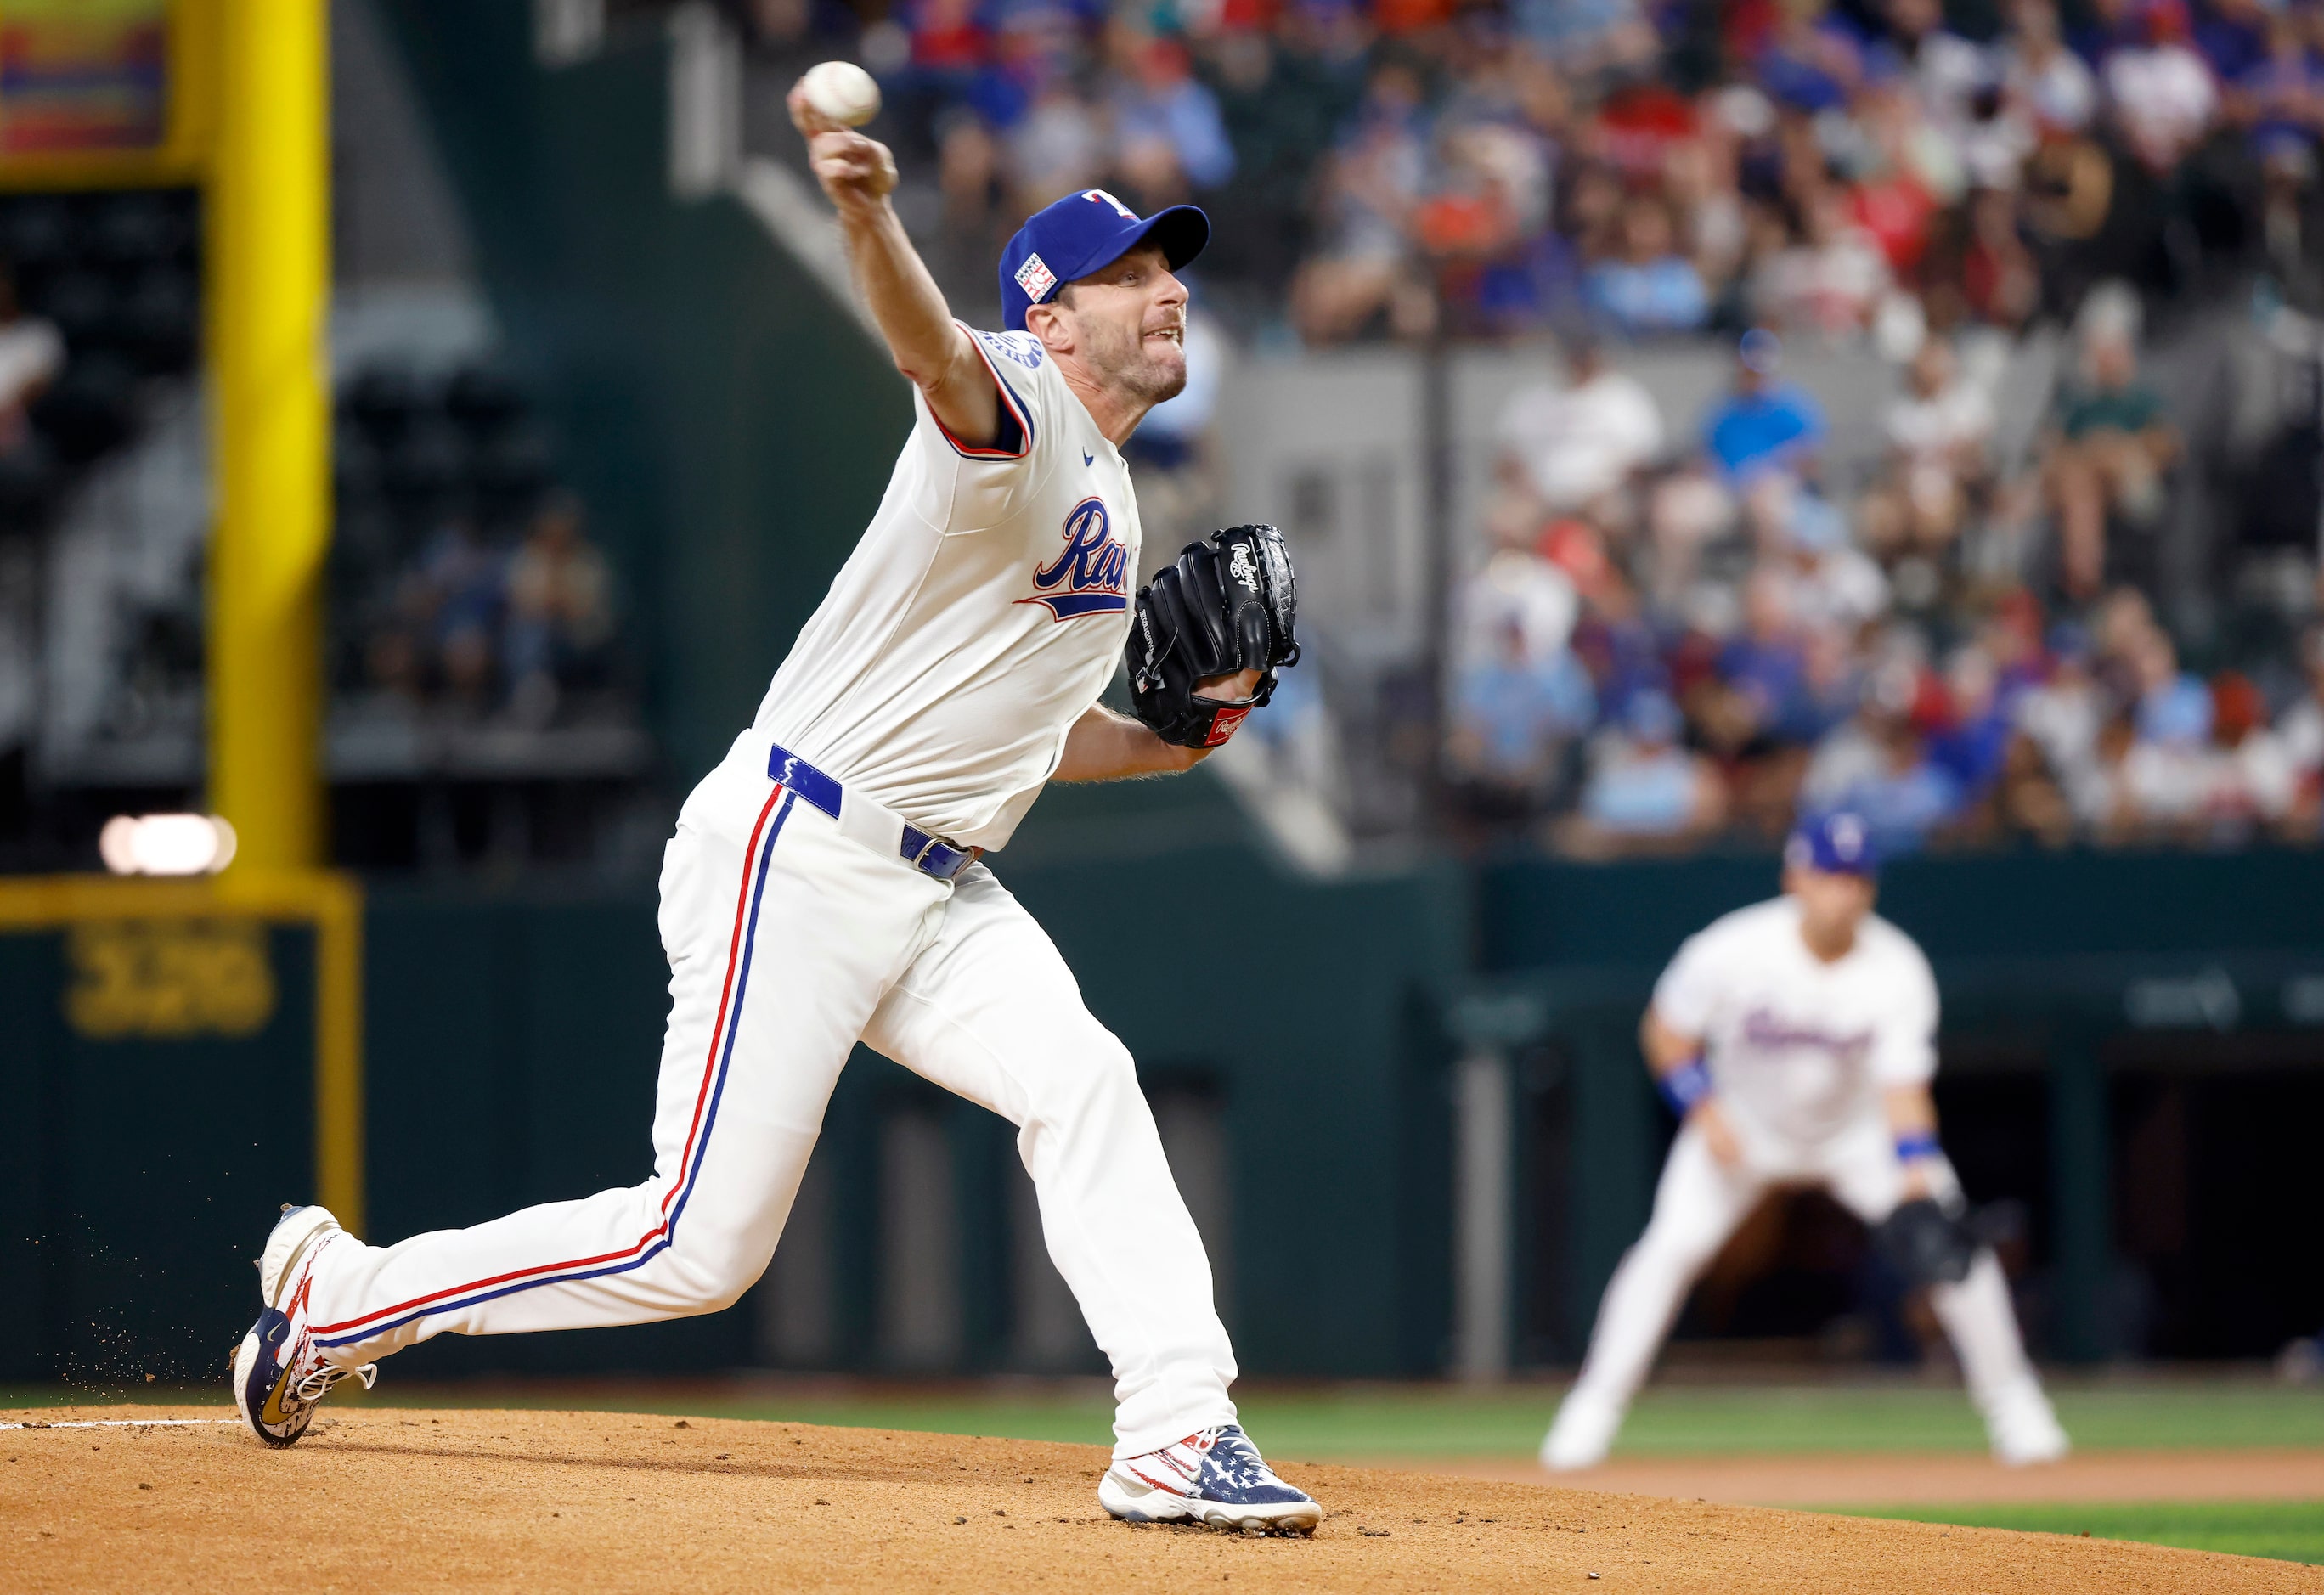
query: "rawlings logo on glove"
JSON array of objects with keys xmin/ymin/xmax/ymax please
[{"xmin": 1125, "ymin": 524, "xmax": 1300, "ymax": 750}]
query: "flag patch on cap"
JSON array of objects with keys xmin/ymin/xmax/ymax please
[{"xmin": 1014, "ymin": 252, "xmax": 1058, "ymax": 301}]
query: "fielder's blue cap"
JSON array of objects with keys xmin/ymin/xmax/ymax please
[
  {"xmin": 998, "ymin": 189, "xmax": 1209, "ymax": 333},
  {"xmin": 1785, "ymin": 810, "xmax": 1880, "ymax": 876}
]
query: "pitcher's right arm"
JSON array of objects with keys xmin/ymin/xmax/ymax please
[{"xmin": 791, "ymin": 83, "xmax": 1000, "ymax": 449}]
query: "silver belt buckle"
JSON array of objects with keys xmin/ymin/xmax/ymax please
[{"xmin": 905, "ymin": 826, "xmax": 967, "ymax": 879}]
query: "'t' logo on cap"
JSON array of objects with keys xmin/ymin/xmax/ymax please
[{"xmin": 1828, "ymin": 813, "xmax": 1866, "ymax": 860}]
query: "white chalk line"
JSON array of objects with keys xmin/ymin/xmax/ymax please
[{"xmin": 1, "ymin": 1418, "xmax": 238, "ymax": 1431}]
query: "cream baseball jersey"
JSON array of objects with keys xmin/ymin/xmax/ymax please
[
  {"xmin": 754, "ymin": 324, "xmax": 1141, "ymax": 850},
  {"xmin": 1651, "ymin": 896, "xmax": 1938, "ymax": 1146}
]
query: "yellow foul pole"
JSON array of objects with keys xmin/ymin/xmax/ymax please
[
  {"xmin": 207, "ymin": 0, "xmax": 330, "ymax": 872},
  {"xmin": 205, "ymin": 1, "xmax": 362, "ymax": 1231}
]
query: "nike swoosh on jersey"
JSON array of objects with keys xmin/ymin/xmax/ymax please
[{"xmin": 1083, "ymin": 451, "xmax": 1094, "ymax": 466}]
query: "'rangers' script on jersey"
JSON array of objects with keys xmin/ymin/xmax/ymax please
[
  {"xmin": 1653, "ymin": 897, "xmax": 1938, "ymax": 1146},
  {"xmin": 1024, "ymin": 498, "xmax": 1130, "ymax": 620}
]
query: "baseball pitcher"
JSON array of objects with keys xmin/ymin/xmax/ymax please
[
  {"xmin": 228, "ymin": 82, "xmax": 1318, "ymax": 1534},
  {"xmin": 1542, "ymin": 812, "xmax": 2070, "ymax": 1469}
]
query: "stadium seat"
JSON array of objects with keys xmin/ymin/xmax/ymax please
[
  {"xmin": 334, "ymin": 420, "xmax": 384, "ymax": 504},
  {"xmin": 117, "ymin": 266, "xmax": 199, "ymax": 374},
  {"xmin": 87, "ymin": 190, "xmax": 195, "ymax": 268},
  {"xmin": 31, "ymin": 352, "xmax": 137, "ymax": 464},
  {"xmin": 35, "ymin": 270, "xmax": 116, "ymax": 354},
  {"xmin": 445, "ymin": 363, "xmax": 525, "ymax": 437},
  {"xmin": 0, "ymin": 437, "xmax": 57, "ymax": 536},
  {"xmin": 470, "ymin": 427, "xmax": 552, "ymax": 525},
  {"xmin": 379, "ymin": 415, "xmax": 467, "ymax": 514},
  {"xmin": 344, "ymin": 365, "xmax": 428, "ymax": 446},
  {"xmin": 0, "ymin": 196, "xmax": 77, "ymax": 273}
]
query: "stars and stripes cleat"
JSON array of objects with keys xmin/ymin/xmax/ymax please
[
  {"xmin": 1097, "ymin": 1424, "xmax": 1321, "ymax": 1535},
  {"xmin": 229, "ymin": 1204, "xmax": 376, "ymax": 1448}
]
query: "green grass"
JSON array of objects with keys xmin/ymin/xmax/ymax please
[
  {"xmin": 369, "ymin": 1379, "xmax": 2324, "ymax": 1459},
  {"xmin": 1615, "ymin": 1383, "xmax": 2324, "ymax": 1457},
  {"xmin": 11, "ymin": 1378, "xmax": 2319, "ymax": 1459},
  {"xmin": 1832, "ymin": 1501, "xmax": 2324, "ymax": 1565}
]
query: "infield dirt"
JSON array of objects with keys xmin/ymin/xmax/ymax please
[{"xmin": 4, "ymin": 1406, "xmax": 2316, "ymax": 1593}]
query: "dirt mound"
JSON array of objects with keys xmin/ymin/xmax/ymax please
[{"xmin": 3, "ymin": 1406, "xmax": 2314, "ymax": 1592}]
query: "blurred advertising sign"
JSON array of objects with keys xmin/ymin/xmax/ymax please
[
  {"xmin": 0, "ymin": 0, "xmax": 168, "ymax": 156},
  {"xmin": 64, "ymin": 918, "xmax": 278, "ymax": 1039},
  {"xmin": 0, "ymin": 0, "xmax": 207, "ymax": 187}
]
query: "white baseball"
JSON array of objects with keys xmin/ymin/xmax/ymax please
[{"xmin": 800, "ymin": 60, "xmax": 881, "ymax": 128}]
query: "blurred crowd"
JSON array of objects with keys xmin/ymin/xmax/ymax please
[
  {"xmin": 332, "ymin": 364, "xmax": 626, "ymax": 731},
  {"xmin": 1447, "ymin": 318, "xmax": 2324, "ymax": 855},
  {"xmin": 732, "ymin": 0, "xmax": 2324, "ymax": 340},
  {"xmin": 714, "ymin": 0, "xmax": 2324, "ymax": 854},
  {"xmin": 349, "ymin": 493, "xmax": 621, "ymax": 729}
]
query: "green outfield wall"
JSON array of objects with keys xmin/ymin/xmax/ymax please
[
  {"xmin": 4, "ymin": 845, "xmax": 2322, "ymax": 1382},
  {"xmin": 0, "ymin": 926, "xmax": 316, "ymax": 1384}
]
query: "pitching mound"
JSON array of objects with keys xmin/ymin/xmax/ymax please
[{"xmin": 4, "ymin": 1406, "xmax": 2314, "ymax": 1592}]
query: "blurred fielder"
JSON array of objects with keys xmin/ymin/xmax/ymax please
[
  {"xmin": 1542, "ymin": 812, "xmax": 2070, "ymax": 1468},
  {"xmin": 228, "ymin": 78, "xmax": 1316, "ymax": 1533}
]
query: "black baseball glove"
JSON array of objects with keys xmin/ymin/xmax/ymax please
[
  {"xmin": 1870, "ymin": 1197, "xmax": 1977, "ymax": 1287},
  {"xmin": 1125, "ymin": 524, "xmax": 1301, "ymax": 749}
]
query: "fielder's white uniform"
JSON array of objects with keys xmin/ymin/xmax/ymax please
[
  {"xmin": 302, "ymin": 328, "xmax": 1241, "ymax": 1458},
  {"xmin": 1544, "ymin": 896, "xmax": 2065, "ymax": 1466}
]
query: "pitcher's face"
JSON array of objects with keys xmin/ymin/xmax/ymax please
[{"xmin": 1035, "ymin": 245, "xmax": 1188, "ymax": 408}]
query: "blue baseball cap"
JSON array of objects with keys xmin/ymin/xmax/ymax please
[
  {"xmin": 1785, "ymin": 811, "xmax": 1880, "ymax": 876},
  {"xmin": 998, "ymin": 189, "xmax": 1209, "ymax": 332}
]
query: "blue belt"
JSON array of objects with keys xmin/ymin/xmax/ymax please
[{"xmin": 767, "ymin": 741, "xmax": 980, "ymax": 882}]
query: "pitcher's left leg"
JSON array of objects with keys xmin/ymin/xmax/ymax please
[
  {"xmin": 860, "ymin": 867, "xmax": 1316, "ymax": 1532},
  {"xmin": 860, "ymin": 867, "xmax": 1234, "ymax": 1457}
]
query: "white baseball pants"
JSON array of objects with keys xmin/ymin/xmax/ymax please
[
  {"xmin": 1560, "ymin": 1120, "xmax": 2046, "ymax": 1435},
  {"xmin": 304, "ymin": 736, "xmax": 1238, "ymax": 1457}
]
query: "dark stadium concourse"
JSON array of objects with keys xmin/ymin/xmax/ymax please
[{"xmin": 2108, "ymin": 1045, "xmax": 2324, "ymax": 1359}]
